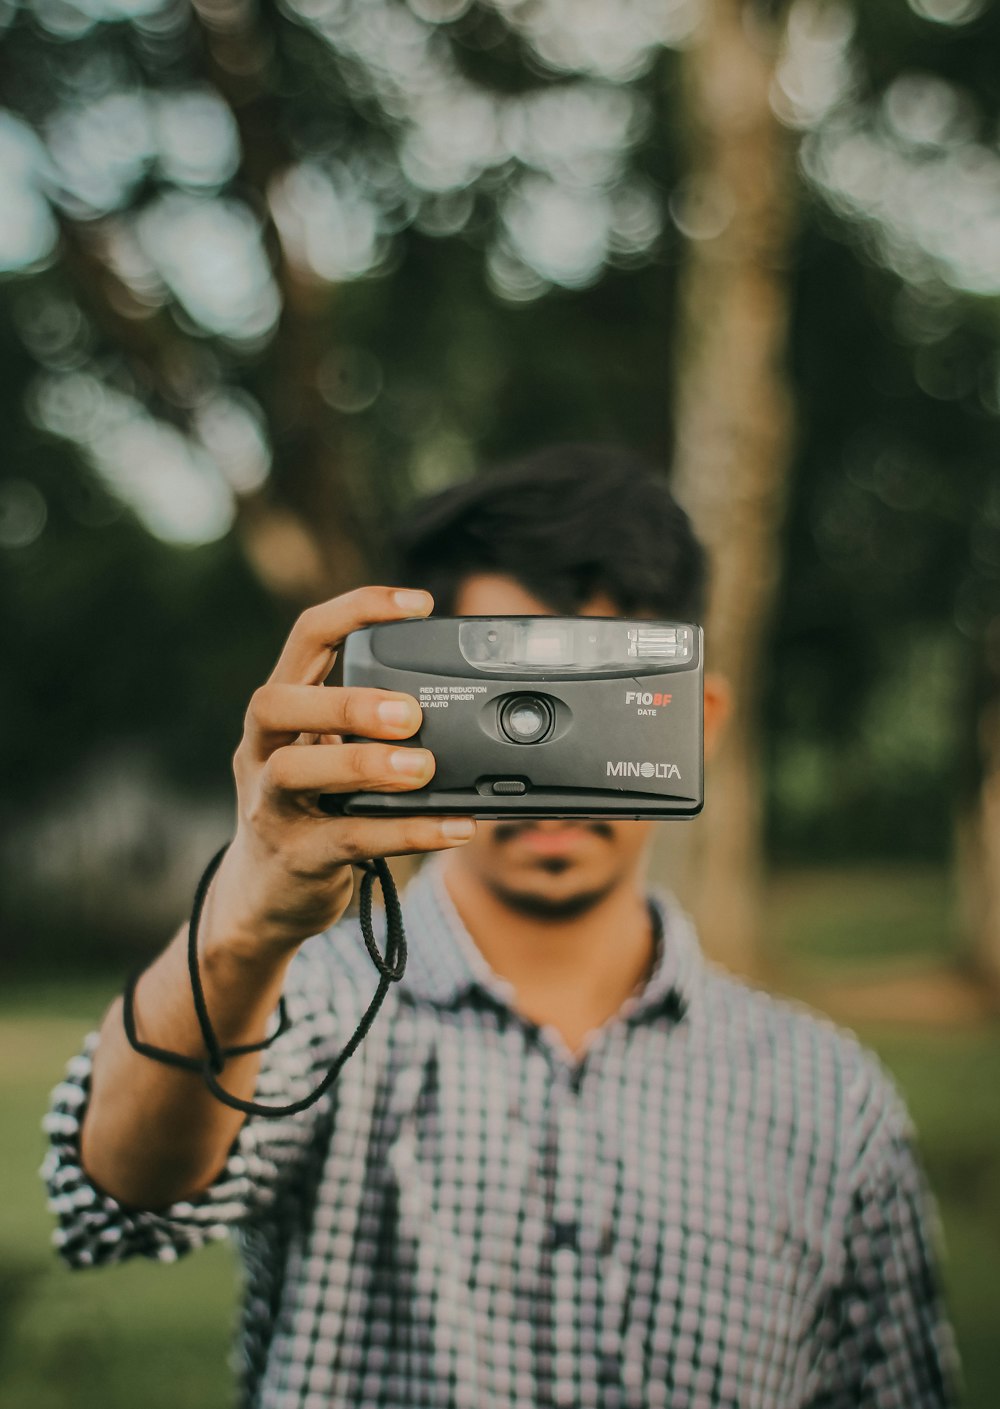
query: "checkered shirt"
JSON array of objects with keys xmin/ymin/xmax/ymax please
[{"xmin": 43, "ymin": 859, "xmax": 958, "ymax": 1408}]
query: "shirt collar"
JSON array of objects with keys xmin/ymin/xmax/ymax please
[{"xmin": 399, "ymin": 856, "xmax": 701, "ymax": 1023}]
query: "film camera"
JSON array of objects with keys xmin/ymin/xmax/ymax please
[{"xmin": 325, "ymin": 616, "xmax": 703, "ymax": 820}]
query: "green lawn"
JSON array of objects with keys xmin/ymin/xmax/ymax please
[
  {"xmin": 768, "ymin": 865, "xmax": 1000, "ymax": 1404},
  {"xmin": 0, "ymin": 1001, "xmax": 237, "ymax": 1409},
  {"xmin": 2, "ymin": 868, "xmax": 998, "ymax": 1407},
  {"xmin": 854, "ymin": 1026, "xmax": 1000, "ymax": 1406},
  {"xmin": 767, "ymin": 863, "xmax": 961, "ymax": 971}
]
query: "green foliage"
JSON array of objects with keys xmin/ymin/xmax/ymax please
[{"xmin": 1, "ymin": 0, "xmax": 1000, "ymax": 928}]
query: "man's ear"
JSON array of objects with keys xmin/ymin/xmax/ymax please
[{"xmin": 703, "ymin": 672, "xmax": 732, "ymax": 762}]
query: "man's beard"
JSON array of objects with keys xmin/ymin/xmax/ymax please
[
  {"xmin": 486, "ymin": 877, "xmax": 617, "ymax": 921},
  {"xmin": 484, "ymin": 820, "xmax": 618, "ymax": 921},
  {"xmin": 485, "ymin": 862, "xmax": 617, "ymax": 922}
]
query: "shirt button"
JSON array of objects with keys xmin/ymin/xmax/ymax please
[{"xmin": 551, "ymin": 1220, "xmax": 579, "ymax": 1252}]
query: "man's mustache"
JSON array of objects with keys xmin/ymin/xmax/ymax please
[{"xmin": 492, "ymin": 820, "xmax": 615, "ymax": 843}]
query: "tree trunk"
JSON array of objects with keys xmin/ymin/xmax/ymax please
[
  {"xmin": 957, "ymin": 679, "xmax": 1000, "ymax": 999},
  {"xmin": 185, "ymin": 0, "xmax": 377, "ymax": 604},
  {"xmin": 669, "ymin": 0, "xmax": 797, "ymax": 978},
  {"xmin": 50, "ymin": 2, "xmax": 375, "ymax": 610},
  {"xmin": 59, "ymin": 212, "xmax": 365, "ymax": 605}
]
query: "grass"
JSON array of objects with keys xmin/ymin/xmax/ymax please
[
  {"xmin": 0, "ymin": 1008, "xmax": 237, "ymax": 1409},
  {"xmin": 853, "ymin": 1026, "xmax": 1000, "ymax": 1404},
  {"xmin": 767, "ymin": 864, "xmax": 1000, "ymax": 1404},
  {"xmin": 1, "ymin": 866, "xmax": 997, "ymax": 1406},
  {"xmin": 767, "ymin": 863, "xmax": 961, "ymax": 971}
]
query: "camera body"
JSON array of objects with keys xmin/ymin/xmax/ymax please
[{"xmin": 329, "ymin": 616, "xmax": 703, "ymax": 820}]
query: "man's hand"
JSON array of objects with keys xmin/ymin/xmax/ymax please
[{"xmin": 205, "ymin": 586, "xmax": 476, "ymax": 961}]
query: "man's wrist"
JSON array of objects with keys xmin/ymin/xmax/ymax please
[
  {"xmin": 198, "ymin": 900, "xmax": 306, "ymax": 973},
  {"xmin": 197, "ymin": 863, "xmax": 352, "ymax": 969}
]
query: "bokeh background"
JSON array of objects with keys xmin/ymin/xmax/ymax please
[{"xmin": 1, "ymin": 0, "xmax": 999, "ymax": 1403}]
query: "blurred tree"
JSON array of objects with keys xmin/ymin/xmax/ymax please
[
  {"xmin": 0, "ymin": 0, "xmax": 679, "ymax": 598},
  {"xmin": 774, "ymin": 0, "xmax": 1000, "ymax": 993},
  {"xmin": 0, "ymin": 0, "xmax": 690, "ymax": 962},
  {"xmin": 671, "ymin": 0, "xmax": 797, "ymax": 976},
  {"xmin": 2, "ymin": 0, "xmax": 1000, "ymax": 985}
]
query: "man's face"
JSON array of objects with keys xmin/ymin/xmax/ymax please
[{"xmin": 445, "ymin": 572, "xmax": 657, "ymax": 921}]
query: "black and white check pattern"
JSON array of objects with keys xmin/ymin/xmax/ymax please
[{"xmin": 43, "ymin": 860, "xmax": 958, "ymax": 1408}]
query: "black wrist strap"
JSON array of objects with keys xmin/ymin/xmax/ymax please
[{"xmin": 121, "ymin": 845, "xmax": 407, "ymax": 1119}]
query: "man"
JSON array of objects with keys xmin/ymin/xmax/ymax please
[{"xmin": 45, "ymin": 446, "xmax": 957, "ymax": 1408}]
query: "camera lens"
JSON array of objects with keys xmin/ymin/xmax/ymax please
[{"xmin": 499, "ymin": 694, "xmax": 553, "ymax": 745}]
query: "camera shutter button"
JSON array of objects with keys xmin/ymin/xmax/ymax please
[{"xmin": 492, "ymin": 780, "xmax": 527, "ymax": 795}]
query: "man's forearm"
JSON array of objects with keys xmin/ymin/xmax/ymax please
[{"xmin": 80, "ymin": 918, "xmax": 295, "ymax": 1211}]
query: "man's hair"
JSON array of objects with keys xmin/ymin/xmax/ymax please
[{"xmin": 394, "ymin": 443, "xmax": 707, "ymax": 620}]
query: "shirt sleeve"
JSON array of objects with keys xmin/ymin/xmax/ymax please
[
  {"xmin": 804, "ymin": 1065, "xmax": 961, "ymax": 1408},
  {"xmin": 40, "ymin": 931, "xmax": 377, "ymax": 1270}
]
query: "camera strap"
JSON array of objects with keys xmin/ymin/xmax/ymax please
[{"xmin": 121, "ymin": 845, "xmax": 407, "ymax": 1119}]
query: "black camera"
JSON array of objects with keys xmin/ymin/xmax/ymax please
[{"xmin": 327, "ymin": 616, "xmax": 703, "ymax": 820}]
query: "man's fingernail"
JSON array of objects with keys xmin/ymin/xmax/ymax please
[
  {"xmin": 441, "ymin": 818, "xmax": 475, "ymax": 840},
  {"xmin": 393, "ymin": 590, "xmax": 432, "ymax": 614},
  {"xmin": 390, "ymin": 748, "xmax": 431, "ymax": 775},
  {"xmin": 377, "ymin": 700, "xmax": 414, "ymax": 727}
]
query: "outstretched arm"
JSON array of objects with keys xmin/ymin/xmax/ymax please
[{"xmin": 77, "ymin": 586, "xmax": 475, "ymax": 1211}]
